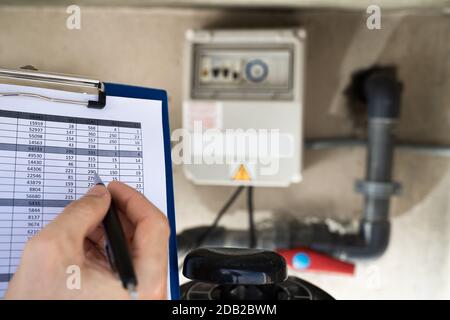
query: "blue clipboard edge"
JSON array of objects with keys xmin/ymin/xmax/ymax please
[{"xmin": 104, "ymin": 83, "xmax": 180, "ymax": 300}]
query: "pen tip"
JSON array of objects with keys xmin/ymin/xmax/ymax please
[
  {"xmin": 127, "ymin": 283, "xmax": 138, "ymax": 300},
  {"xmin": 93, "ymin": 172, "xmax": 104, "ymax": 186}
]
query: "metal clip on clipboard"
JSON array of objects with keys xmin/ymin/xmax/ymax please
[{"xmin": 0, "ymin": 67, "xmax": 106, "ymax": 109}]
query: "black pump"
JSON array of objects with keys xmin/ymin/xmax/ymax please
[{"xmin": 181, "ymin": 247, "xmax": 334, "ymax": 300}]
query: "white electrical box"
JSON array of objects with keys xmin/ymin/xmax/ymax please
[{"xmin": 182, "ymin": 29, "xmax": 306, "ymax": 187}]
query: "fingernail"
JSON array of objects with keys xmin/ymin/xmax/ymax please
[{"xmin": 88, "ymin": 184, "xmax": 107, "ymax": 197}]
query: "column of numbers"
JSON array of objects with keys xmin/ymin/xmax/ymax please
[
  {"xmin": 0, "ymin": 116, "xmax": 17, "ymax": 282},
  {"xmin": 76, "ymin": 121, "xmax": 98, "ymax": 197},
  {"xmin": 119, "ymin": 127, "xmax": 144, "ymax": 193},
  {"xmin": 12, "ymin": 117, "xmax": 45, "ymax": 274},
  {"xmin": 43, "ymin": 120, "xmax": 77, "ymax": 226},
  {"xmin": 97, "ymin": 124, "xmax": 120, "ymax": 185}
]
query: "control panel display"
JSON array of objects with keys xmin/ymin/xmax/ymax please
[{"xmin": 192, "ymin": 46, "xmax": 294, "ymax": 100}]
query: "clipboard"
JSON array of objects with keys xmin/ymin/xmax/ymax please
[
  {"xmin": 0, "ymin": 67, "xmax": 180, "ymax": 299},
  {"xmin": 0, "ymin": 67, "xmax": 106, "ymax": 109}
]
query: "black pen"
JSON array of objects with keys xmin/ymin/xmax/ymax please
[{"xmin": 93, "ymin": 173, "xmax": 138, "ymax": 299}]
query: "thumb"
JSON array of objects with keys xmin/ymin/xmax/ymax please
[{"xmin": 41, "ymin": 184, "xmax": 111, "ymax": 247}]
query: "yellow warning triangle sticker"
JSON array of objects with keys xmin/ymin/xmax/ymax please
[{"xmin": 233, "ymin": 164, "xmax": 251, "ymax": 181}]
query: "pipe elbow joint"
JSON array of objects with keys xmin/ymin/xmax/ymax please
[{"xmin": 357, "ymin": 220, "xmax": 390, "ymax": 259}]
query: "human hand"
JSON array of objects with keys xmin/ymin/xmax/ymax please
[{"xmin": 5, "ymin": 181, "xmax": 170, "ymax": 300}]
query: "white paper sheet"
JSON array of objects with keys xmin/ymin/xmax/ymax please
[{"xmin": 0, "ymin": 83, "xmax": 171, "ymax": 298}]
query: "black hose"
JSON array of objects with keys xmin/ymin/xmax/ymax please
[
  {"xmin": 247, "ymin": 187, "xmax": 256, "ymax": 248},
  {"xmin": 194, "ymin": 186, "xmax": 245, "ymax": 248}
]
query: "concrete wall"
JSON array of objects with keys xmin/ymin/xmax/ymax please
[{"xmin": 0, "ymin": 5, "xmax": 449, "ymax": 299}]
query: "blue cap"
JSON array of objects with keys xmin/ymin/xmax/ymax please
[{"xmin": 293, "ymin": 252, "xmax": 311, "ymax": 270}]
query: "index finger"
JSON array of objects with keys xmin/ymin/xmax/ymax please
[{"xmin": 37, "ymin": 185, "xmax": 111, "ymax": 250}]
